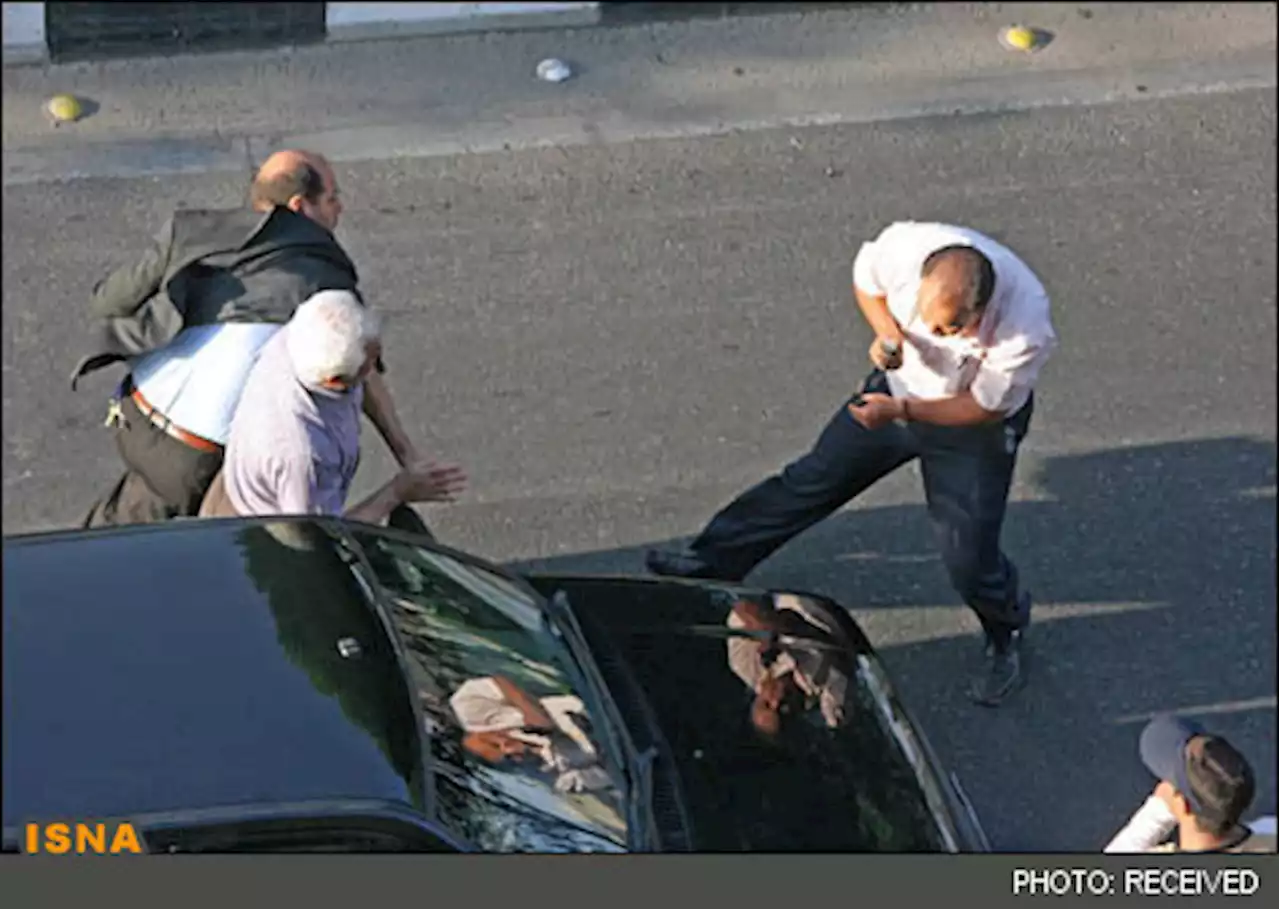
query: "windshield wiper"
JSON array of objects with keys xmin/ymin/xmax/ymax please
[{"xmin": 542, "ymin": 590, "xmax": 660, "ymax": 852}]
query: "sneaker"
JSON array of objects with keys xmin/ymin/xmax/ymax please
[{"xmin": 971, "ymin": 629, "xmax": 1025, "ymax": 707}]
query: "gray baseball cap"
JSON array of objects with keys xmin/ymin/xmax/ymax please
[{"xmin": 1140, "ymin": 714, "xmax": 1256, "ymax": 827}]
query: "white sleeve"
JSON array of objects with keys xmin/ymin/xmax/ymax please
[
  {"xmin": 726, "ymin": 611, "xmax": 766, "ymax": 691},
  {"xmin": 1103, "ymin": 795, "xmax": 1177, "ymax": 853},
  {"xmin": 851, "ymin": 239, "xmax": 887, "ymax": 297},
  {"xmin": 853, "ymin": 224, "xmax": 907, "ymax": 297},
  {"xmin": 448, "ymin": 677, "xmax": 524, "ymax": 732},
  {"xmin": 969, "ymin": 315, "xmax": 1057, "ymax": 414}
]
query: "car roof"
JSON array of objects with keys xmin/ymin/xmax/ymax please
[{"xmin": 2, "ymin": 518, "xmax": 425, "ymax": 829}]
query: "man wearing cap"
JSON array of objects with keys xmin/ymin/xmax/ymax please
[
  {"xmin": 646, "ymin": 220, "xmax": 1058, "ymax": 706},
  {"xmin": 1106, "ymin": 714, "xmax": 1275, "ymax": 853}
]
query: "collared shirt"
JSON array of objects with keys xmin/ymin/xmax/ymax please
[
  {"xmin": 221, "ymin": 327, "xmax": 364, "ymax": 517},
  {"xmin": 851, "ymin": 221, "xmax": 1058, "ymax": 415},
  {"xmin": 129, "ymin": 323, "xmax": 283, "ymax": 445}
]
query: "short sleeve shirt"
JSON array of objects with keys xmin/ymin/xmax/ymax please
[{"xmin": 851, "ymin": 221, "xmax": 1058, "ymax": 414}]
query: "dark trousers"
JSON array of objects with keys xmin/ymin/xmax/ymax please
[
  {"xmin": 388, "ymin": 503, "xmax": 437, "ymax": 541},
  {"xmin": 84, "ymin": 393, "xmax": 224, "ymax": 528},
  {"xmin": 687, "ymin": 371, "xmax": 1033, "ymax": 642}
]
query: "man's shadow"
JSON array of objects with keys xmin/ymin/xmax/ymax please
[{"xmin": 506, "ymin": 437, "xmax": 1278, "ymax": 851}]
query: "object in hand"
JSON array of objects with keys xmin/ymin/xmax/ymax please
[{"xmin": 872, "ymin": 337, "xmax": 904, "ymax": 370}]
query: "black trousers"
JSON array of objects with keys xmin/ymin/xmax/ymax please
[
  {"xmin": 687, "ymin": 371, "xmax": 1034, "ymax": 641},
  {"xmin": 83, "ymin": 393, "xmax": 224, "ymax": 528},
  {"xmin": 387, "ymin": 503, "xmax": 438, "ymax": 541}
]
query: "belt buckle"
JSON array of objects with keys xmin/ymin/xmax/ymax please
[{"xmin": 104, "ymin": 399, "xmax": 124, "ymax": 428}]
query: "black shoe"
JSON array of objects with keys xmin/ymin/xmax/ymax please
[
  {"xmin": 971, "ymin": 629, "xmax": 1025, "ymax": 707},
  {"xmin": 981, "ymin": 592, "xmax": 1033, "ymax": 657},
  {"xmin": 645, "ymin": 548, "xmax": 728, "ymax": 580}
]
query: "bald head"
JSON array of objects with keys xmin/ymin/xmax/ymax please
[
  {"xmin": 249, "ymin": 149, "xmax": 343, "ymax": 231},
  {"xmin": 915, "ymin": 245, "xmax": 995, "ymax": 338},
  {"xmin": 258, "ymin": 149, "xmax": 322, "ymax": 177}
]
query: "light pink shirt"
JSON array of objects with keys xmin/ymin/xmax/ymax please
[
  {"xmin": 852, "ymin": 221, "xmax": 1058, "ymax": 415},
  {"xmin": 222, "ymin": 327, "xmax": 364, "ymax": 517}
]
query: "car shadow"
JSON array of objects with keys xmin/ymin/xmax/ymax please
[{"xmin": 504, "ymin": 436, "xmax": 1278, "ymax": 851}]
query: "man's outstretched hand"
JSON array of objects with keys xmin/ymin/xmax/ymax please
[{"xmin": 394, "ymin": 461, "xmax": 469, "ymax": 504}]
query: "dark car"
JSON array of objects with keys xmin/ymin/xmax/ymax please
[{"xmin": 2, "ymin": 516, "xmax": 990, "ymax": 853}]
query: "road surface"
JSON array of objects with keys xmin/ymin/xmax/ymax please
[{"xmin": 3, "ymin": 2, "xmax": 1276, "ymax": 851}]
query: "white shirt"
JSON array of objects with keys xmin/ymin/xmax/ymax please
[
  {"xmin": 131, "ymin": 323, "xmax": 283, "ymax": 445},
  {"xmin": 1104, "ymin": 794, "xmax": 1176, "ymax": 853},
  {"xmin": 449, "ymin": 677, "xmax": 613, "ymax": 794},
  {"xmin": 851, "ymin": 221, "xmax": 1058, "ymax": 415},
  {"xmin": 1104, "ymin": 794, "xmax": 1279, "ymax": 853}
]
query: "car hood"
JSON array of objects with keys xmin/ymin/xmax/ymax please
[{"xmin": 522, "ymin": 574, "xmax": 988, "ymax": 852}]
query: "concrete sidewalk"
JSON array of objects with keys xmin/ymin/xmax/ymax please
[{"xmin": 2, "ymin": 2, "xmax": 1276, "ymax": 185}]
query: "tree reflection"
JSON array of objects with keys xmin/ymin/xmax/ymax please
[{"xmin": 352, "ymin": 529, "xmax": 630, "ymax": 852}]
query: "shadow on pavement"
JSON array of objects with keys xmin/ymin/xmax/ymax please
[{"xmin": 506, "ymin": 436, "xmax": 1279, "ymax": 850}]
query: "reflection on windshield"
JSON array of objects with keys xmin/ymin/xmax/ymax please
[
  {"xmin": 725, "ymin": 594, "xmax": 851, "ymax": 738},
  {"xmin": 351, "ymin": 531, "xmax": 628, "ymax": 853},
  {"xmin": 712, "ymin": 592, "xmax": 952, "ymax": 851}
]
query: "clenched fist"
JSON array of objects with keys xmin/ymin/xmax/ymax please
[{"xmin": 869, "ymin": 334, "xmax": 905, "ymax": 371}]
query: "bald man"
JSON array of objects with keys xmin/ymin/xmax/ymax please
[
  {"xmin": 647, "ymin": 221, "xmax": 1058, "ymax": 707},
  {"xmin": 77, "ymin": 149, "xmax": 427, "ymax": 527}
]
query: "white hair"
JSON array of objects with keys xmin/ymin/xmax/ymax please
[{"xmin": 285, "ymin": 290, "xmax": 381, "ymax": 387}]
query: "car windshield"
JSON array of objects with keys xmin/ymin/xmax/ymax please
[
  {"xmin": 347, "ymin": 529, "xmax": 629, "ymax": 853},
  {"xmin": 559, "ymin": 586, "xmax": 963, "ymax": 851}
]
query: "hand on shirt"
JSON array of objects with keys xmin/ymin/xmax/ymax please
[{"xmin": 394, "ymin": 461, "xmax": 469, "ymax": 504}]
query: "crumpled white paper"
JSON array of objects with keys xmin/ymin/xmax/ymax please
[{"xmin": 536, "ymin": 58, "xmax": 573, "ymax": 83}]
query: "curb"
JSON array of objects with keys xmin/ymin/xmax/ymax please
[
  {"xmin": 325, "ymin": 3, "xmax": 602, "ymax": 45},
  {"xmin": 2, "ymin": 2, "xmax": 603, "ymax": 67},
  {"xmin": 2, "ymin": 43, "xmax": 46, "ymax": 66},
  {"xmin": 5, "ymin": 48, "xmax": 1275, "ymax": 187}
]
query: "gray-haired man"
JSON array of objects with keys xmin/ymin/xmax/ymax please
[{"xmin": 200, "ymin": 290, "xmax": 465, "ymax": 524}]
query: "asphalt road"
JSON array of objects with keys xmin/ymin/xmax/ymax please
[{"xmin": 3, "ymin": 83, "xmax": 1277, "ymax": 850}]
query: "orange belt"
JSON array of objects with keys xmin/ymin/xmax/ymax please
[{"xmin": 128, "ymin": 386, "xmax": 223, "ymax": 455}]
